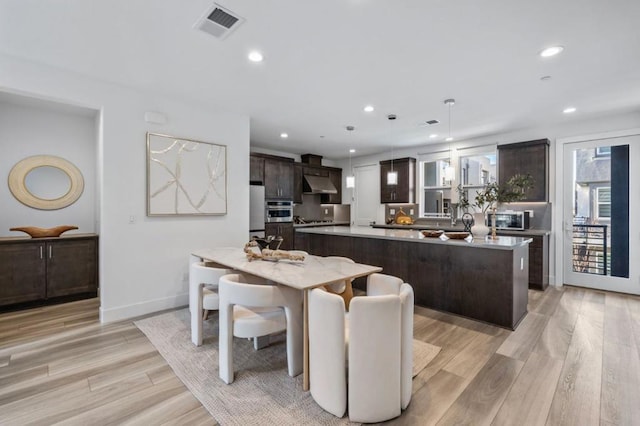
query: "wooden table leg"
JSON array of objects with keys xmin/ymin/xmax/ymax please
[{"xmin": 303, "ymin": 288, "xmax": 310, "ymax": 391}]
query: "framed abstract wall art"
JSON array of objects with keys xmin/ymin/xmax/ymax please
[{"xmin": 146, "ymin": 132, "xmax": 227, "ymax": 216}]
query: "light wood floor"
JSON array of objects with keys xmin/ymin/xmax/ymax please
[{"xmin": 2, "ymin": 286, "xmax": 640, "ymax": 425}]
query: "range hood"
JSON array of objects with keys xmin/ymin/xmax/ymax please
[{"xmin": 303, "ymin": 175, "xmax": 337, "ymax": 194}]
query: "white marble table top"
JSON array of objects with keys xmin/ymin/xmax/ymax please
[{"xmin": 191, "ymin": 247, "xmax": 382, "ymax": 290}]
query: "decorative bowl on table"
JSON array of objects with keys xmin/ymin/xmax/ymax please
[
  {"xmin": 421, "ymin": 230, "xmax": 444, "ymax": 238},
  {"xmin": 444, "ymin": 231, "xmax": 470, "ymax": 240}
]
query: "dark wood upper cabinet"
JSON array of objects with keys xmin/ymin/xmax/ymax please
[
  {"xmin": 498, "ymin": 139, "xmax": 549, "ymax": 202},
  {"xmin": 264, "ymin": 157, "xmax": 294, "ymax": 199},
  {"xmin": 250, "ymin": 155, "xmax": 264, "ymax": 184},
  {"xmin": 293, "ymin": 164, "xmax": 303, "ymax": 204},
  {"xmin": 380, "ymin": 157, "xmax": 416, "ymax": 203}
]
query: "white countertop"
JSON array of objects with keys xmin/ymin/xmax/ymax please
[
  {"xmin": 295, "ymin": 226, "xmax": 532, "ymax": 250},
  {"xmin": 371, "ymin": 223, "xmax": 551, "ymax": 236}
]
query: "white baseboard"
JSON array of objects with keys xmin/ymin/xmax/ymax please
[{"xmin": 100, "ymin": 293, "xmax": 188, "ymax": 323}]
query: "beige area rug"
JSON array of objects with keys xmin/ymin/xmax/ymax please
[{"xmin": 135, "ymin": 309, "xmax": 440, "ymax": 426}]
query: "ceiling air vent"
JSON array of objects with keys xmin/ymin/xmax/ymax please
[
  {"xmin": 425, "ymin": 119, "xmax": 440, "ymax": 126},
  {"xmin": 195, "ymin": 3, "xmax": 245, "ymax": 40}
]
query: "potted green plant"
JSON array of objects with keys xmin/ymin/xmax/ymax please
[
  {"xmin": 456, "ymin": 184, "xmax": 470, "ymax": 212},
  {"xmin": 472, "ymin": 174, "xmax": 534, "ymax": 239}
]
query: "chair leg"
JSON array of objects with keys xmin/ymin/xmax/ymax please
[
  {"xmin": 284, "ymin": 305, "xmax": 303, "ymax": 377},
  {"xmin": 203, "ymin": 310, "xmax": 209, "ymax": 321},
  {"xmin": 191, "ymin": 283, "xmax": 204, "ymax": 346},
  {"xmin": 254, "ymin": 335, "xmax": 270, "ymax": 350},
  {"xmin": 219, "ymin": 303, "xmax": 235, "ymax": 384}
]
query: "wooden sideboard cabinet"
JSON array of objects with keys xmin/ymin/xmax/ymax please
[{"xmin": 0, "ymin": 234, "xmax": 98, "ymax": 308}]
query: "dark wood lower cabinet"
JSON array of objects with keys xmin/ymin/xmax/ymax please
[
  {"xmin": 0, "ymin": 242, "xmax": 46, "ymax": 305},
  {"xmin": 495, "ymin": 231, "xmax": 549, "ymax": 291},
  {"xmin": 265, "ymin": 223, "xmax": 294, "ymax": 250},
  {"xmin": 47, "ymin": 238, "xmax": 99, "ymax": 298},
  {"xmin": 295, "ymin": 232, "xmax": 528, "ymax": 329},
  {"xmin": 527, "ymin": 235, "xmax": 549, "ymax": 290},
  {"xmin": 0, "ymin": 235, "xmax": 98, "ymax": 309}
]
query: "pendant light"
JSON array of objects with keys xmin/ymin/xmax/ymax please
[
  {"xmin": 345, "ymin": 126, "xmax": 355, "ymax": 188},
  {"xmin": 387, "ymin": 114, "xmax": 398, "ymax": 185},
  {"xmin": 443, "ymin": 99, "xmax": 456, "ymax": 182}
]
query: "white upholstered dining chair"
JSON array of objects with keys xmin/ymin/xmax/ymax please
[
  {"xmin": 218, "ymin": 273, "xmax": 303, "ymax": 384},
  {"xmin": 308, "ymin": 273, "xmax": 414, "ymax": 423},
  {"xmin": 322, "ymin": 256, "xmax": 355, "ymax": 310},
  {"xmin": 189, "ymin": 261, "xmax": 233, "ymax": 346}
]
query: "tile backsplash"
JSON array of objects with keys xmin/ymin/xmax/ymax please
[{"xmin": 413, "ymin": 202, "xmax": 551, "ymax": 230}]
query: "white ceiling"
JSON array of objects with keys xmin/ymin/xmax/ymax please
[{"xmin": 1, "ymin": 0, "xmax": 639, "ymax": 159}]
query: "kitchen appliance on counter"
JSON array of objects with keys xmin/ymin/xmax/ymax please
[
  {"xmin": 487, "ymin": 211, "xmax": 530, "ymax": 230},
  {"xmin": 250, "ymin": 185, "xmax": 265, "ymax": 239},
  {"xmin": 265, "ymin": 199, "xmax": 293, "ymax": 223}
]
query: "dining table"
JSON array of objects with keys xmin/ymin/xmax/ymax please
[{"xmin": 191, "ymin": 247, "xmax": 382, "ymax": 391}]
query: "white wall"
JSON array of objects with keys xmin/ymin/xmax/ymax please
[
  {"xmin": 0, "ymin": 101, "xmax": 97, "ymax": 236},
  {"xmin": 334, "ymin": 111, "xmax": 640, "ymax": 286},
  {"xmin": 0, "ymin": 53, "xmax": 250, "ymax": 322}
]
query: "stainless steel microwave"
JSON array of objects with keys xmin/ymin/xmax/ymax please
[
  {"xmin": 265, "ymin": 200, "xmax": 293, "ymax": 223},
  {"xmin": 487, "ymin": 211, "xmax": 530, "ymax": 230}
]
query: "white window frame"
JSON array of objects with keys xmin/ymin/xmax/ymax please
[
  {"xmin": 595, "ymin": 186, "xmax": 611, "ymax": 219},
  {"xmin": 418, "ymin": 151, "xmax": 453, "ymax": 218},
  {"xmin": 456, "ymin": 144, "xmax": 497, "ymax": 212}
]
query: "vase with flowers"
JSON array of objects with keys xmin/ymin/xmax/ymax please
[{"xmin": 471, "ymin": 174, "xmax": 534, "ymax": 239}]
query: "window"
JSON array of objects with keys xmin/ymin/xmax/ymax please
[
  {"xmin": 418, "ymin": 155, "xmax": 452, "ymax": 217},
  {"xmin": 459, "ymin": 153, "xmax": 496, "ymax": 186},
  {"xmin": 595, "ymin": 146, "xmax": 611, "ymax": 157},
  {"xmin": 458, "ymin": 147, "xmax": 497, "ymax": 212},
  {"xmin": 596, "ymin": 187, "xmax": 611, "ymax": 218}
]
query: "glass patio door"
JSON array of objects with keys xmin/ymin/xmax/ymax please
[{"xmin": 562, "ymin": 136, "xmax": 639, "ymax": 294}]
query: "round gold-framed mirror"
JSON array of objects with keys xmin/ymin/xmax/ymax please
[{"xmin": 8, "ymin": 155, "xmax": 84, "ymax": 210}]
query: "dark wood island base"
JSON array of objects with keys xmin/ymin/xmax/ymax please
[{"xmin": 295, "ymin": 227, "xmax": 530, "ymax": 330}]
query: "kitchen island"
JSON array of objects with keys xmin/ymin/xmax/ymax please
[
  {"xmin": 295, "ymin": 226, "xmax": 532, "ymax": 329},
  {"xmin": 371, "ymin": 223, "xmax": 550, "ymax": 290}
]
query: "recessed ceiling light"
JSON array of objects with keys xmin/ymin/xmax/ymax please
[
  {"xmin": 445, "ymin": 137, "xmax": 454, "ymax": 142},
  {"xmin": 540, "ymin": 46, "xmax": 564, "ymax": 58},
  {"xmin": 563, "ymin": 107, "xmax": 576, "ymax": 114},
  {"xmin": 280, "ymin": 132, "xmax": 288, "ymax": 138},
  {"xmin": 349, "ymin": 149, "xmax": 356, "ymax": 153},
  {"xmin": 248, "ymin": 51, "xmax": 263, "ymax": 62},
  {"xmin": 429, "ymin": 134, "xmax": 438, "ymax": 139},
  {"xmin": 363, "ymin": 105, "xmax": 374, "ymax": 112}
]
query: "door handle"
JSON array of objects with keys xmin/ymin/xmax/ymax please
[
  {"xmin": 40, "ymin": 245, "xmax": 43, "ymax": 259},
  {"xmin": 48, "ymin": 245, "xmax": 52, "ymax": 259}
]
